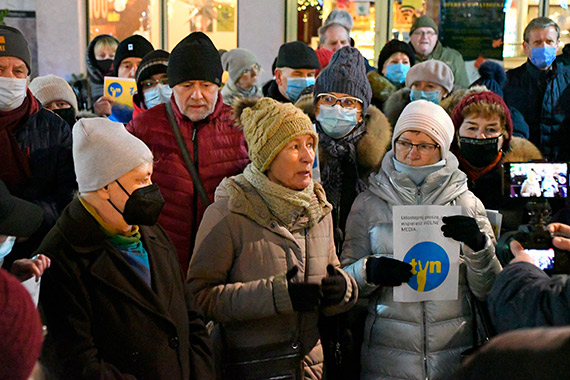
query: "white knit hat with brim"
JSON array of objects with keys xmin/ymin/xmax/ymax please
[
  {"xmin": 392, "ymin": 100, "xmax": 455, "ymax": 159},
  {"xmin": 73, "ymin": 118, "xmax": 153, "ymax": 192},
  {"xmin": 29, "ymin": 74, "xmax": 78, "ymax": 112}
]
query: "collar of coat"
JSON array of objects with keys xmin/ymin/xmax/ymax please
[{"xmin": 215, "ymin": 175, "xmax": 332, "ymax": 230}]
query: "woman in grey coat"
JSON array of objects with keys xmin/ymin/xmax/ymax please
[{"xmin": 340, "ymin": 100, "xmax": 501, "ymax": 380}]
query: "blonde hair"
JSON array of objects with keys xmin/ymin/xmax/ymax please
[{"xmin": 94, "ymin": 36, "xmax": 118, "ymax": 58}]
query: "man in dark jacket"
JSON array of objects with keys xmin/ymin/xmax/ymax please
[
  {"xmin": 40, "ymin": 117, "xmax": 214, "ymax": 380},
  {"xmin": 127, "ymin": 32, "xmax": 249, "ymax": 274},
  {"xmin": 488, "ymin": 222, "xmax": 570, "ymax": 334},
  {"xmin": 0, "ymin": 25, "xmax": 75, "ymax": 266},
  {"xmin": 263, "ymin": 41, "xmax": 321, "ymax": 103},
  {"xmin": 503, "ymin": 17, "xmax": 570, "ymax": 161}
]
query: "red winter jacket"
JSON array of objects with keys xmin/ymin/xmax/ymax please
[{"xmin": 127, "ymin": 93, "xmax": 249, "ymax": 274}]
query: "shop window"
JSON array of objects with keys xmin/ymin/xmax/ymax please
[{"xmin": 547, "ymin": 0, "xmax": 570, "ymax": 48}]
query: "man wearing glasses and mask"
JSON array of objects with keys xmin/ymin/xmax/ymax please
[
  {"xmin": 132, "ymin": 49, "xmax": 171, "ymax": 119},
  {"xmin": 408, "ymin": 15, "xmax": 469, "ymax": 88}
]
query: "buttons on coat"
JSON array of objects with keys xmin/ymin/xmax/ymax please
[
  {"xmin": 291, "ymin": 342, "xmax": 299, "ymax": 350},
  {"xmin": 270, "ymin": 221, "xmax": 277, "ymax": 229},
  {"xmin": 168, "ymin": 336, "xmax": 179, "ymax": 349}
]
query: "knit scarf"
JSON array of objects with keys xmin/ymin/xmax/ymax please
[
  {"xmin": 458, "ymin": 152, "xmax": 503, "ymax": 182},
  {"xmin": 243, "ymin": 163, "xmax": 326, "ymax": 229},
  {"xmin": 0, "ymin": 90, "xmax": 37, "ymax": 193},
  {"xmin": 317, "ymin": 120, "xmax": 367, "ymax": 208}
]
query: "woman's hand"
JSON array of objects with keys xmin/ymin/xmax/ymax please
[
  {"xmin": 441, "ymin": 215, "xmax": 486, "ymax": 251},
  {"xmin": 10, "ymin": 254, "xmax": 51, "ymax": 282}
]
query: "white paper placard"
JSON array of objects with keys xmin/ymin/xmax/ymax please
[
  {"xmin": 21, "ymin": 276, "xmax": 41, "ymax": 307},
  {"xmin": 393, "ymin": 205, "xmax": 461, "ymax": 302}
]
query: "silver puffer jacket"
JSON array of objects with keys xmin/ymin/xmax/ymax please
[{"xmin": 340, "ymin": 151, "xmax": 502, "ymax": 380}]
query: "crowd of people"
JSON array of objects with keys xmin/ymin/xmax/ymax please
[{"xmin": 2, "ymin": 9, "xmax": 570, "ymax": 380}]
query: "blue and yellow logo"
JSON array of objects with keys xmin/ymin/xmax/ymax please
[
  {"xmin": 403, "ymin": 241, "xmax": 450, "ymax": 292},
  {"xmin": 107, "ymin": 82, "xmax": 123, "ymax": 98}
]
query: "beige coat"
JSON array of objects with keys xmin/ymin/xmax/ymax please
[{"xmin": 187, "ymin": 176, "xmax": 358, "ymax": 380}]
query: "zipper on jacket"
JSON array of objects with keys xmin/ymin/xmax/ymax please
[{"xmin": 422, "ymin": 301, "xmax": 429, "ymax": 380}]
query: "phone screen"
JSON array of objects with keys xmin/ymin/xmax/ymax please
[
  {"xmin": 507, "ymin": 162, "xmax": 568, "ymax": 198},
  {"xmin": 524, "ymin": 248, "xmax": 555, "ymax": 270}
]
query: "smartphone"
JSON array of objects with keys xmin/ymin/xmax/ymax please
[
  {"xmin": 524, "ymin": 248, "xmax": 555, "ymax": 271},
  {"xmin": 504, "ymin": 162, "xmax": 568, "ymax": 198}
]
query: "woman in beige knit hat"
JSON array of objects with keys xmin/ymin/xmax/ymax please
[{"xmin": 187, "ymin": 97, "xmax": 358, "ymax": 380}]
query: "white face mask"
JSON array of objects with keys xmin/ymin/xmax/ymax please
[{"xmin": 0, "ymin": 77, "xmax": 28, "ymax": 112}]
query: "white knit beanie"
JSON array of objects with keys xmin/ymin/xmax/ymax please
[
  {"xmin": 392, "ymin": 100, "xmax": 455, "ymax": 159},
  {"xmin": 73, "ymin": 118, "xmax": 153, "ymax": 192},
  {"xmin": 29, "ymin": 74, "xmax": 78, "ymax": 112}
]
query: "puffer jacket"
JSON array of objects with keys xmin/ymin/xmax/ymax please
[
  {"xmin": 340, "ymin": 151, "xmax": 501, "ymax": 380},
  {"xmin": 187, "ymin": 175, "xmax": 358, "ymax": 380},
  {"xmin": 127, "ymin": 93, "xmax": 249, "ymax": 274}
]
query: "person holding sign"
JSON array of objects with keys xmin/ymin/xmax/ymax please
[{"xmin": 341, "ymin": 100, "xmax": 501, "ymax": 380}]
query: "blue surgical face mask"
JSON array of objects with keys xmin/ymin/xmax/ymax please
[
  {"xmin": 316, "ymin": 104, "xmax": 359, "ymax": 139},
  {"xmin": 529, "ymin": 46, "xmax": 557, "ymax": 70},
  {"xmin": 410, "ymin": 88, "xmax": 440, "ymax": 104},
  {"xmin": 385, "ymin": 63, "xmax": 410, "ymax": 85},
  {"xmin": 143, "ymin": 84, "xmax": 173, "ymax": 109},
  {"xmin": 0, "ymin": 236, "xmax": 16, "ymax": 262},
  {"xmin": 285, "ymin": 77, "xmax": 315, "ymax": 103},
  {"xmin": 393, "ymin": 157, "xmax": 446, "ymax": 186}
]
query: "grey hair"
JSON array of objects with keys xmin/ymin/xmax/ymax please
[
  {"xmin": 318, "ymin": 22, "xmax": 350, "ymax": 46},
  {"xmin": 523, "ymin": 17, "xmax": 560, "ymax": 42},
  {"xmin": 325, "ymin": 9, "xmax": 354, "ymax": 30}
]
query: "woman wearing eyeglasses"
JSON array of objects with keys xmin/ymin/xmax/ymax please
[
  {"xmin": 297, "ymin": 46, "xmax": 392, "ymax": 380},
  {"xmin": 221, "ymin": 48, "xmax": 262, "ymax": 106},
  {"xmin": 132, "ymin": 49, "xmax": 171, "ymax": 119},
  {"xmin": 341, "ymin": 100, "xmax": 501, "ymax": 380}
]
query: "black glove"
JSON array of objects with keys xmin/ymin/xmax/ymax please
[
  {"xmin": 321, "ymin": 265, "xmax": 347, "ymax": 306},
  {"xmin": 287, "ymin": 266, "xmax": 322, "ymax": 312},
  {"xmin": 366, "ymin": 256, "xmax": 412, "ymax": 286},
  {"xmin": 441, "ymin": 215, "xmax": 486, "ymax": 251}
]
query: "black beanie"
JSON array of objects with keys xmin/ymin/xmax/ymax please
[
  {"xmin": 168, "ymin": 32, "xmax": 223, "ymax": 87},
  {"xmin": 135, "ymin": 49, "xmax": 170, "ymax": 96},
  {"xmin": 377, "ymin": 39, "xmax": 416, "ymax": 70},
  {"xmin": 313, "ymin": 46, "xmax": 372, "ymax": 115},
  {"xmin": 276, "ymin": 41, "xmax": 320, "ymax": 69},
  {"xmin": 0, "ymin": 25, "xmax": 32, "ymax": 74},
  {"xmin": 112, "ymin": 35, "xmax": 154, "ymax": 76}
]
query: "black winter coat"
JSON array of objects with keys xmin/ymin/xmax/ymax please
[
  {"xmin": 503, "ymin": 61, "xmax": 570, "ymax": 161},
  {"xmin": 39, "ymin": 198, "xmax": 214, "ymax": 380}
]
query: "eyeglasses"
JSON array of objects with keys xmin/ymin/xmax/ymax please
[
  {"xmin": 141, "ymin": 77, "xmax": 169, "ymax": 88},
  {"xmin": 395, "ymin": 140, "xmax": 439, "ymax": 154},
  {"xmin": 318, "ymin": 93, "xmax": 363, "ymax": 109},
  {"xmin": 241, "ymin": 64, "xmax": 261, "ymax": 77},
  {"xmin": 412, "ymin": 30, "xmax": 436, "ymax": 37}
]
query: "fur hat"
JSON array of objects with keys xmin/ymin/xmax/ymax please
[
  {"xmin": 73, "ymin": 118, "xmax": 153, "ymax": 192},
  {"xmin": 29, "ymin": 74, "xmax": 79, "ymax": 112},
  {"xmin": 168, "ymin": 32, "xmax": 223, "ymax": 87},
  {"xmin": 377, "ymin": 39, "xmax": 416, "ymax": 70},
  {"xmin": 324, "ymin": 9, "xmax": 354, "ymax": 31},
  {"xmin": 405, "ymin": 60, "xmax": 454, "ymax": 94},
  {"xmin": 112, "ymin": 35, "xmax": 154, "ymax": 76},
  {"xmin": 233, "ymin": 97, "xmax": 317, "ymax": 171},
  {"xmin": 393, "ymin": 99, "xmax": 455, "ymax": 159},
  {"xmin": 0, "ymin": 25, "xmax": 32, "ymax": 74},
  {"xmin": 451, "ymin": 90, "xmax": 513, "ymax": 150},
  {"xmin": 0, "ymin": 268, "xmax": 43, "ymax": 380},
  {"xmin": 221, "ymin": 48, "xmax": 259, "ymax": 84},
  {"xmin": 410, "ymin": 15, "xmax": 438, "ymax": 35},
  {"xmin": 313, "ymin": 46, "xmax": 372, "ymax": 115}
]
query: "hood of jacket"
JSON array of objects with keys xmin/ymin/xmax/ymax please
[
  {"xmin": 368, "ymin": 150, "xmax": 469, "ymax": 206},
  {"xmin": 502, "ymin": 136, "xmax": 543, "ymax": 162},
  {"xmin": 86, "ymin": 35, "xmax": 119, "ymax": 85}
]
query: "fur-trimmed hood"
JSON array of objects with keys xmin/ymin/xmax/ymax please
[{"xmin": 502, "ymin": 136, "xmax": 543, "ymax": 162}]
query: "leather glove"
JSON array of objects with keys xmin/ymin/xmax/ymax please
[
  {"xmin": 287, "ymin": 266, "xmax": 322, "ymax": 312},
  {"xmin": 321, "ymin": 265, "xmax": 347, "ymax": 306},
  {"xmin": 366, "ymin": 256, "xmax": 412, "ymax": 286},
  {"xmin": 441, "ymin": 215, "xmax": 486, "ymax": 252}
]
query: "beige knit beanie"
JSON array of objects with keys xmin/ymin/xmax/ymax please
[
  {"xmin": 393, "ymin": 100, "xmax": 455, "ymax": 159},
  {"xmin": 29, "ymin": 74, "xmax": 78, "ymax": 112},
  {"xmin": 233, "ymin": 97, "xmax": 317, "ymax": 172}
]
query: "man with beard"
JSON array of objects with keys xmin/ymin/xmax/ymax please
[{"xmin": 127, "ymin": 32, "xmax": 249, "ymax": 274}]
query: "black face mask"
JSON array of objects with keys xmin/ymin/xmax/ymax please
[
  {"xmin": 108, "ymin": 181, "xmax": 165, "ymax": 226},
  {"xmin": 96, "ymin": 59, "xmax": 114, "ymax": 75},
  {"xmin": 459, "ymin": 136, "xmax": 501, "ymax": 168},
  {"xmin": 53, "ymin": 108, "xmax": 77, "ymax": 128}
]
